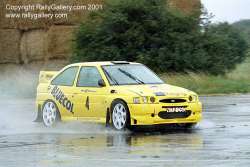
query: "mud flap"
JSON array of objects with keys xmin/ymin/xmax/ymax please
[
  {"xmin": 33, "ymin": 104, "xmax": 42, "ymax": 122},
  {"xmin": 106, "ymin": 108, "xmax": 110, "ymax": 127}
]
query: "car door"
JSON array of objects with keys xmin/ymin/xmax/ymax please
[
  {"xmin": 74, "ymin": 66, "xmax": 109, "ymax": 121},
  {"xmin": 50, "ymin": 66, "xmax": 79, "ymax": 120}
]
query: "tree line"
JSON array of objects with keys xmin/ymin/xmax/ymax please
[{"xmin": 72, "ymin": 0, "xmax": 248, "ymax": 75}]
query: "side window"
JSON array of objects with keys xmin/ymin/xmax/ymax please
[
  {"xmin": 51, "ymin": 66, "xmax": 78, "ymax": 86},
  {"xmin": 77, "ymin": 66, "xmax": 102, "ymax": 87}
]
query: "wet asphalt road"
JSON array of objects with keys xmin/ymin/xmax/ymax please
[{"xmin": 0, "ymin": 95, "xmax": 250, "ymax": 167}]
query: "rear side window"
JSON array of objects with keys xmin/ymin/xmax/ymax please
[
  {"xmin": 51, "ymin": 66, "xmax": 78, "ymax": 86},
  {"xmin": 77, "ymin": 66, "xmax": 102, "ymax": 87}
]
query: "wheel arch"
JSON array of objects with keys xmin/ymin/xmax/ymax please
[
  {"xmin": 111, "ymin": 98, "xmax": 128, "ymax": 107},
  {"xmin": 35, "ymin": 99, "xmax": 61, "ymax": 122},
  {"xmin": 108, "ymin": 98, "xmax": 131, "ymax": 127}
]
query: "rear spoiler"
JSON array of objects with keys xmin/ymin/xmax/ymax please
[{"xmin": 39, "ymin": 71, "xmax": 58, "ymax": 83}]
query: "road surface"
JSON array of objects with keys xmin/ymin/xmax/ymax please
[{"xmin": 0, "ymin": 95, "xmax": 250, "ymax": 167}]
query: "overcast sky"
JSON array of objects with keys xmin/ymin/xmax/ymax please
[{"xmin": 201, "ymin": 0, "xmax": 250, "ymax": 23}]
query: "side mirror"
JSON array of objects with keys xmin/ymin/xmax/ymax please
[{"xmin": 98, "ymin": 79, "xmax": 106, "ymax": 87}]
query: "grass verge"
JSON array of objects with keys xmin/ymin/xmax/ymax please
[{"xmin": 160, "ymin": 57, "xmax": 250, "ymax": 95}]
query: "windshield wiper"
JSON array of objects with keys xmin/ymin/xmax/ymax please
[
  {"xmin": 118, "ymin": 68, "xmax": 145, "ymax": 84},
  {"xmin": 103, "ymin": 68, "xmax": 119, "ymax": 85}
]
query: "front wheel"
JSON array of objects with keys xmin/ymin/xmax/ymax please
[
  {"xmin": 177, "ymin": 123, "xmax": 197, "ymax": 129},
  {"xmin": 111, "ymin": 100, "xmax": 130, "ymax": 130},
  {"xmin": 42, "ymin": 101, "xmax": 60, "ymax": 127}
]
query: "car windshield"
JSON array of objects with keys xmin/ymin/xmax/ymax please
[{"xmin": 102, "ymin": 64, "xmax": 164, "ymax": 85}]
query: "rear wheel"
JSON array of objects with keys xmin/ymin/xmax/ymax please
[
  {"xmin": 42, "ymin": 101, "xmax": 60, "ymax": 127},
  {"xmin": 111, "ymin": 100, "xmax": 130, "ymax": 130}
]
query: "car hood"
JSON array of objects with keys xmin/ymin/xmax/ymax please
[{"xmin": 112, "ymin": 84, "xmax": 195, "ymax": 97}]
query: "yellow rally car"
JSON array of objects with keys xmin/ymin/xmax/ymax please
[{"xmin": 35, "ymin": 61, "xmax": 202, "ymax": 130}]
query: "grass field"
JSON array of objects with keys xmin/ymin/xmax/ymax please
[{"xmin": 160, "ymin": 57, "xmax": 250, "ymax": 95}]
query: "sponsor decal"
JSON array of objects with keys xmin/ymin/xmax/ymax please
[
  {"xmin": 51, "ymin": 86, "xmax": 74, "ymax": 113},
  {"xmin": 154, "ymin": 92, "xmax": 165, "ymax": 96},
  {"xmin": 81, "ymin": 89, "xmax": 96, "ymax": 93}
]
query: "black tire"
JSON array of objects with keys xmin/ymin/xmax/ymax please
[
  {"xmin": 42, "ymin": 100, "xmax": 60, "ymax": 127},
  {"xmin": 110, "ymin": 100, "xmax": 130, "ymax": 130},
  {"xmin": 177, "ymin": 123, "xmax": 197, "ymax": 129}
]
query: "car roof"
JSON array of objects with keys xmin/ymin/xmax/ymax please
[{"xmin": 68, "ymin": 61, "xmax": 141, "ymax": 67}]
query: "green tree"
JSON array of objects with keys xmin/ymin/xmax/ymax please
[
  {"xmin": 202, "ymin": 23, "xmax": 248, "ymax": 74},
  {"xmin": 233, "ymin": 20, "xmax": 250, "ymax": 57},
  {"xmin": 233, "ymin": 20, "xmax": 250, "ymax": 46},
  {"xmin": 72, "ymin": 0, "xmax": 248, "ymax": 75}
]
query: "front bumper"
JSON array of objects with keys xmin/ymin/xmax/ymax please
[{"xmin": 128, "ymin": 101, "xmax": 202, "ymax": 126}]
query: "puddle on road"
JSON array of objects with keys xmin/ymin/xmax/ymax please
[
  {"xmin": 196, "ymin": 120, "xmax": 216, "ymax": 129},
  {"xmin": 0, "ymin": 98, "xmax": 118, "ymax": 135},
  {"xmin": 1, "ymin": 96, "xmax": 250, "ymax": 166},
  {"xmin": 0, "ymin": 97, "xmax": 217, "ymax": 135}
]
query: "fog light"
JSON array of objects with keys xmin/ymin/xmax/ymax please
[
  {"xmin": 189, "ymin": 95, "xmax": 197, "ymax": 102},
  {"xmin": 150, "ymin": 96, "xmax": 156, "ymax": 103},
  {"xmin": 189, "ymin": 95, "xmax": 193, "ymax": 102}
]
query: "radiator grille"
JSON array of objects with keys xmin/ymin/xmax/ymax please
[
  {"xmin": 159, "ymin": 99, "xmax": 186, "ymax": 103},
  {"xmin": 158, "ymin": 110, "xmax": 191, "ymax": 119}
]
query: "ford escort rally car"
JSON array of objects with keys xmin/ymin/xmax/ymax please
[{"xmin": 35, "ymin": 61, "xmax": 202, "ymax": 130}]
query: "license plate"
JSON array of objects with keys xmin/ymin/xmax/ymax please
[{"xmin": 166, "ymin": 107, "xmax": 186, "ymax": 113}]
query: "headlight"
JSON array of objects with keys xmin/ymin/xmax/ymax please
[
  {"xmin": 189, "ymin": 95, "xmax": 198, "ymax": 102},
  {"xmin": 133, "ymin": 97, "xmax": 140, "ymax": 104},
  {"xmin": 133, "ymin": 96, "xmax": 156, "ymax": 104},
  {"xmin": 142, "ymin": 96, "xmax": 148, "ymax": 103}
]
